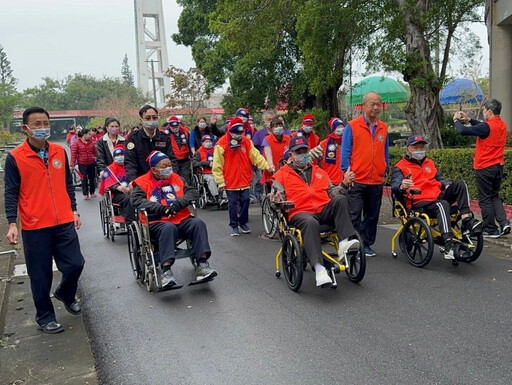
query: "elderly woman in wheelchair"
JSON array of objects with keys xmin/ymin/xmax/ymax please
[
  {"xmin": 269, "ymin": 136, "xmax": 364, "ymax": 291},
  {"xmin": 390, "ymin": 135, "xmax": 483, "ymax": 267},
  {"xmin": 130, "ymin": 151, "xmax": 217, "ymax": 290}
]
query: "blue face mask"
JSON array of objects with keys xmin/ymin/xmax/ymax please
[
  {"xmin": 143, "ymin": 121, "xmax": 159, "ymax": 130},
  {"xmin": 159, "ymin": 167, "xmax": 173, "ymax": 179},
  {"xmin": 411, "ymin": 151, "xmax": 426, "ymax": 161},
  {"xmin": 273, "ymin": 126, "xmax": 284, "ymax": 136},
  {"xmin": 28, "ymin": 126, "xmax": 51, "ymax": 140},
  {"xmin": 114, "ymin": 155, "xmax": 124, "ymax": 164},
  {"xmin": 294, "ymin": 152, "xmax": 310, "ymax": 168}
]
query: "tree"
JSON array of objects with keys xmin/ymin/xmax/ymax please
[
  {"xmin": 165, "ymin": 66, "xmax": 208, "ymax": 119},
  {"xmin": 121, "ymin": 54, "xmax": 134, "ymax": 86},
  {"xmin": 93, "ymin": 93, "xmax": 142, "ymax": 129},
  {"xmin": 0, "ymin": 45, "xmax": 20, "ymax": 129},
  {"xmin": 367, "ymin": 0, "xmax": 485, "ymax": 148}
]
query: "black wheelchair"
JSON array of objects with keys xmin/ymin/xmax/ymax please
[
  {"xmin": 127, "ymin": 208, "xmax": 213, "ymax": 292},
  {"xmin": 272, "ymin": 200, "xmax": 366, "ymax": 292},
  {"xmin": 99, "ymin": 190, "xmax": 128, "ymax": 242},
  {"xmin": 391, "ymin": 189, "xmax": 483, "ymax": 267},
  {"xmin": 191, "ymin": 171, "xmax": 227, "ymax": 210}
]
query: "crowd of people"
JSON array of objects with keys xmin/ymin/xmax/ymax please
[{"xmin": 5, "ymin": 92, "xmax": 511, "ymax": 332}]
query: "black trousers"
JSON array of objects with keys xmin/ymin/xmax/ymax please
[
  {"xmin": 112, "ymin": 192, "xmax": 136, "ymax": 222},
  {"xmin": 290, "ymin": 195, "xmax": 356, "ymax": 267},
  {"xmin": 347, "ymin": 183, "xmax": 383, "ymax": 246},
  {"xmin": 78, "ymin": 163, "xmax": 96, "ymax": 196},
  {"xmin": 414, "ymin": 180, "xmax": 471, "ymax": 239},
  {"xmin": 475, "ymin": 164, "xmax": 508, "ymax": 232},
  {"xmin": 22, "ymin": 222, "xmax": 85, "ymax": 326},
  {"xmin": 175, "ymin": 158, "xmax": 192, "ymax": 186},
  {"xmin": 149, "ymin": 217, "xmax": 211, "ymax": 266},
  {"xmin": 226, "ymin": 189, "xmax": 250, "ymax": 228}
]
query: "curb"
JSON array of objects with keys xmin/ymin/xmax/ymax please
[{"xmin": 0, "ymin": 249, "xmax": 16, "ymax": 335}]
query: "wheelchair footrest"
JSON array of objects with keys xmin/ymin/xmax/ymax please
[
  {"xmin": 158, "ymin": 284, "xmax": 184, "ymax": 292},
  {"xmin": 188, "ymin": 277, "xmax": 215, "ymax": 286}
]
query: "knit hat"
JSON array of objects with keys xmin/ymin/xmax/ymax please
[
  {"xmin": 167, "ymin": 116, "xmax": 180, "ymax": 127},
  {"xmin": 248, "ymin": 116, "xmax": 254, "ymax": 123},
  {"xmin": 302, "ymin": 114, "xmax": 314, "ymax": 125},
  {"xmin": 289, "ymin": 136, "xmax": 309, "ymax": 151},
  {"xmin": 235, "ymin": 108, "xmax": 249, "ymax": 119},
  {"xmin": 146, "ymin": 151, "xmax": 170, "ymax": 167},
  {"xmin": 228, "ymin": 117, "xmax": 244, "ymax": 133},
  {"xmin": 201, "ymin": 135, "xmax": 212, "ymax": 143},
  {"xmin": 329, "ymin": 117, "xmax": 344, "ymax": 132},
  {"xmin": 113, "ymin": 144, "xmax": 125, "ymax": 157}
]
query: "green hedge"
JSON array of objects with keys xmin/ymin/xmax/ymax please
[{"xmin": 387, "ymin": 147, "xmax": 512, "ymax": 205}]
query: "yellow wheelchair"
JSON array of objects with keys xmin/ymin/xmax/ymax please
[
  {"xmin": 391, "ymin": 189, "xmax": 483, "ymax": 267},
  {"xmin": 273, "ymin": 201, "xmax": 366, "ymax": 292}
]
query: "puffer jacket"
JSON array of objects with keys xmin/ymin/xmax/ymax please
[{"xmin": 71, "ymin": 138, "xmax": 96, "ymax": 166}]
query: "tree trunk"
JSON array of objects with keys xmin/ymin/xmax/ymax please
[
  {"xmin": 314, "ymin": 85, "xmax": 341, "ymax": 118},
  {"xmin": 399, "ymin": 0, "xmax": 445, "ymax": 149}
]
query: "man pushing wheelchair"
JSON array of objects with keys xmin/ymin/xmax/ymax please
[{"xmin": 391, "ymin": 135, "xmax": 482, "ymax": 259}]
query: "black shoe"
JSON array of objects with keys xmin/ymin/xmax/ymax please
[
  {"xmin": 53, "ymin": 291, "xmax": 82, "ymax": 315},
  {"xmin": 462, "ymin": 217, "xmax": 482, "ymax": 235},
  {"xmin": 37, "ymin": 321, "xmax": 64, "ymax": 334}
]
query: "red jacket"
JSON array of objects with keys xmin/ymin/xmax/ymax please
[
  {"xmin": 474, "ymin": 116, "xmax": 507, "ymax": 170},
  {"xmin": 215, "ymin": 135, "xmax": 254, "ymax": 190},
  {"xmin": 319, "ymin": 136, "xmax": 344, "ymax": 185},
  {"xmin": 170, "ymin": 129, "xmax": 190, "ymax": 160},
  {"xmin": 71, "ymin": 138, "xmax": 97, "ymax": 166},
  {"xmin": 197, "ymin": 146, "xmax": 214, "ymax": 174},
  {"xmin": 11, "ymin": 141, "xmax": 74, "ymax": 230},
  {"xmin": 347, "ymin": 115, "xmax": 387, "ymax": 185},
  {"xmin": 273, "ymin": 164, "xmax": 331, "ymax": 220}
]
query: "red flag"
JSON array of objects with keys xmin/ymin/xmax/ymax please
[{"xmin": 99, "ymin": 166, "xmax": 120, "ymax": 196}]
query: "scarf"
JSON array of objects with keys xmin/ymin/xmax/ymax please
[
  {"xmin": 324, "ymin": 133, "xmax": 342, "ymax": 164},
  {"xmin": 150, "ymin": 178, "xmax": 178, "ymax": 206},
  {"xmin": 172, "ymin": 129, "xmax": 188, "ymax": 148}
]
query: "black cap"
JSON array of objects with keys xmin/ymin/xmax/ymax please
[
  {"xmin": 289, "ymin": 135, "xmax": 309, "ymax": 151},
  {"xmin": 406, "ymin": 135, "xmax": 428, "ymax": 147}
]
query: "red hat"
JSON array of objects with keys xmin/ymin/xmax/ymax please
[
  {"xmin": 228, "ymin": 117, "xmax": 244, "ymax": 133},
  {"xmin": 167, "ymin": 116, "xmax": 180, "ymax": 127},
  {"xmin": 328, "ymin": 117, "xmax": 344, "ymax": 132},
  {"xmin": 302, "ymin": 114, "xmax": 314, "ymax": 125}
]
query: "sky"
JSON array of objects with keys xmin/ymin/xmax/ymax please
[{"xmin": 0, "ymin": 0, "xmax": 489, "ymax": 92}]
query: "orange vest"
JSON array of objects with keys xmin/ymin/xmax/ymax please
[
  {"xmin": 217, "ymin": 135, "xmax": 254, "ymax": 190},
  {"xmin": 266, "ymin": 135, "xmax": 290, "ymax": 168},
  {"xmin": 133, "ymin": 171, "xmax": 191, "ymax": 225},
  {"xmin": 273, "ymin": 164, "xmax": 331, "ymax": 220},
  {"xmin": 348, "ymin": 115, "xmax": 388, "ymax": 184},
  {"xmin": 197, "ymin": 146, "xmax": 214, "ymax": 174},
  {"xmin": 474, "ymin": 116, "xmax": 507, "ymax": 170},
  {"xmin": 11, "ymin": 141, "xmax": 74, "ymax": 230},
  {"xmin": 394, "ymin": 157, "xmax": 441, "ymax": 208},
  {"xmin": 291, "ymin": 130, "xmax": 319, "ymax": 149},
  {"xmin": 170, "ymin": 129, "xmax": 190, "ymax": 160},
  {"xmin": 320, "ymin": 138, "xmax": 344, "ymax": 185}
]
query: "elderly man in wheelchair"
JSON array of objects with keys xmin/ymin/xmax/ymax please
[
  {"xmin": 391, "ymin": 135, "xmax": 483, "ymax": 262},
  {"xmin": 130, "ymin": 151, "xmax": 217, "ymax": 289},
  {"xmin": 270, "ymin": 136, "xmax": 361, "ymax": 288}
]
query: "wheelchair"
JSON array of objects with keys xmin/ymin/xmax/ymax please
[
  {"xmin": 127, "ymin": 208, "xmax": 211, "ymax": 292},
  {"xmin": 99, "ymin": 190, "xmax": 128, "ymax": 242},
  {"xmin": 261, "ymin": 196, "xmax": 279, "ymax": 238},
  {"xmin": 192, "ymin": 171, "xmax": 226, "ymax": 210},
  {"xmin": 272, "ymin": 200, "xmax": 366, "ymax": 292},
  {"xmin": 390, "ymin": 189, "xmax": 483, "ymax": 268}
]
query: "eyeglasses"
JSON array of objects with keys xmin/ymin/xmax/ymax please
[{"xmin": 27, "ymin": 121, "xmax": 51, "ymax": 128}]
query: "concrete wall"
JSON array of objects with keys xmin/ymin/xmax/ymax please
[{"xmin": 487, "ymin": 0, "xmax": 512, "ymax": 129}]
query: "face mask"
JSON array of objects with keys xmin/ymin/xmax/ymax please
[
  {"xmin": 334, "ymin": 127, "xmax": 344, "ymax": 136},
  {"xmin": 273, "ymin": 126, "xmax": 284, "ymax": 135},
  {"xmin": 170, "ymin": 126, "xmax": 180, "ymax": 134},
  {"xmin": 28, "ymin": 126, "xmax": 51, "ymax": 140},
  {"xmin": 294, "ymin": 152, "xmax": 310, "ymax": 168},
  {"xmin": 302, "ymin": 125, "xmax": 313, "ymax": 133},
  {"xmin": 264, "ymin": 122, "xmax": 271, "ymax": 129},
  {"xmin": 240, "ymin": 117, "xmax": 248, "ymax": 123},
  {"xmin": 232, "ymin": 134, "xmax": 242, "ymax": 141},
  {"xmin": 411, "ymin": 150, "xmax": 426, "ymax": 161},
  {"xmin": 203, "ymin": 142, "xmax": 213, "ymax": 149},
  {"xmin": 159, "ymin": 167, "xmax": 173, "ymax": 178},
  {"xmin": 114, "ymin": 155, "xmax": 124, "ymax": 164},
  {"xmin": 109, "ymin": 127, "xmax": 120, "ymax": 135},
  {"xmin": 198, "ymin": 122, "xmax": 207, "ymax": 129},
  {"xmin": 143, "ymin": 121, "xmax": 159, "ymax": 130}
]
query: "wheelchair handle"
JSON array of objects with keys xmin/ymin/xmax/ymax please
[{"xmin": 409, "ymin": 188, "xmax": 422, "ymax": 195}]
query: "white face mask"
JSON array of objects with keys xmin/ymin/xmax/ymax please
[
  {"xmin": 203, "ymin": 142, "xmax": 213, "ymax": 149},
  {"xmin": 411, "ymin": 150, "xmax": 426, "ymax": 161},
  {"xmin": 302, "ymin": 125, "xmax": 313, "ymax": 133},
  {"xmin": 240, "ymin": 117, "xmax": 248, "ymax": 123},
  {"xmin": 27, "ymin": 126, "xmax": 51, "ymax": 140},
  {"xmin": 114, "ymin": 155, "xmax": 124, "ymax": 164},
  {"xmin": 143, "ymin": 121, "xmax": 159, "ymax": 130},
  {"xmin": 198, "ymin": 122, "xmax": 207, "ymax": 129},
  {"xmin": 334, "ymin": 127, "xmax": 344, "ymax": 136},
  {"xmin": 159, "ymin": 167, "xmax": 173, "ymax": 178}
]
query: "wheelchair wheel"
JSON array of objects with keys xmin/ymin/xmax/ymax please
[
  {"xmin": 281, "ymin": 234, "xmax": 303, "ymax": 291},
  {"xmin": 399, "ymin": 217, "xmax": 433, "ymax": 268},
  {"xmin": 344, "ymin": 233, "xmax": 366, "ymax": 283},
  {"xmin": 198, "ymin": 194, "xmax": 207, "ymax": 209},
  {"xmin": 99, "ymin": 201, "xmax": 109, "ymax": 237},
  {"xmin": 127, "ymin": 223, "xmax": 144, "ymax": 281},
  {"xmin": 454, "ymin": 233, "xmax": 483, "ymax": 263},
  {"xmin": 262, "ymin": 197, "xmax": 279, "ymax": 238},
  {"xmin": 146, "ymin": 270, "xmax": 155, "ymax": 292}
]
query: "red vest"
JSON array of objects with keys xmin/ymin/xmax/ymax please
[
  {"xmin": 197, "ymin": 146, "xmax": 214, "ymax": 174},
  {"xmin": 291, "ymin": 130, "xmax": 320, "ymax": 149},
  {"xmin": 11, "ymin": 141, "xmax": 74, "ymax": 230},
  {"xmin": 170, "ymin": 129, "xmax": 190, "ymax": 160},
  {"xmin": 273, "ymin": 164, "xmax": 331, "ymax": 220},
  {"xmin": 216, "ymin": 135, "xmax": 254, "ymax": 190},
  {"xmin": 347, "ymin": 115, "xmax": 387, "ymax": 184},
  {"xmin": 319, "ymin": 138, "xmax": 344, "ymax": 185},
  {"xmin": 133, "ymin": 171, "xmax": 191, "ymax": 225},
  {"xmin": 474, "ymin": 116, "xmax": 507, "ymax": 170},
  {"xmin": 266, "ymin": 135, "xmax": 290, "ymax": 168},
  {"xmin": 394, "ymin": 157, "xmax": 441, "ymax": 208}
]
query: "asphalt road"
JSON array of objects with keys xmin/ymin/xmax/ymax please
[{"xmin": 76, "ymin": 198, "xmax": 512, "ymax": 385}]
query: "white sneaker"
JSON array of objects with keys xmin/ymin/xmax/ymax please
[
  {"xmin": 444, "ymin": 249, "xmax": 455, "ymax": 260},
  {"xmin": 315, "ymin": 269, "xmax": 332, "ymax": 286},
  {"xmin": 337, "ymin": 239, "xmax": 360, "ymax": 261}
]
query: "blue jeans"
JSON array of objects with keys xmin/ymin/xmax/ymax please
[{"xmin": 226, "ymin": 189, "xmax": 250, "ymax": 228}]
